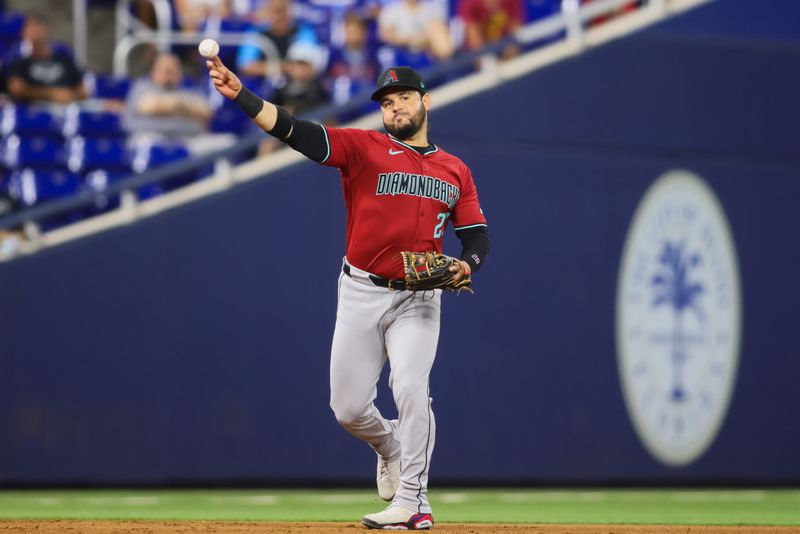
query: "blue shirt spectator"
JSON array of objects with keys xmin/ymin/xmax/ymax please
[{"xmin": 236, "ymin": 0, "xmax": 320, "ymax": 78}]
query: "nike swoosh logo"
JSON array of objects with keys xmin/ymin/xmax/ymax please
[{"xmin": 389, "ymin": 149, "xmax": 404, "ymax": 155}]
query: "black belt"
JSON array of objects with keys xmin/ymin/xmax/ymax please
[{"xmin": 343, "ymin": 263, "xmax": 407, "ymax": 291}]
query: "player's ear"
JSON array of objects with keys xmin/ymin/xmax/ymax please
[{"xmin": 422, "ymin": 92, "xmax": 432, "ymax": 111}]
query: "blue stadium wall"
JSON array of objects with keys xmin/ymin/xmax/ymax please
[{"xmin": 2, "ymin": 0, "xmax": 799, "ymax": 485}]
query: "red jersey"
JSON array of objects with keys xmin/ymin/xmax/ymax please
[
  {"xmin": 458, "ymin": 0, "xmax": 524, "ymax": 47},
  {"xmin": 322, "ymin": 128, "xmax": 487, "ymax": 280}
]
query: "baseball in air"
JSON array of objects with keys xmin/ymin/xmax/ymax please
[{"xmin": 198, "ymin": 38, "xmax": 220, "ymax": 58}]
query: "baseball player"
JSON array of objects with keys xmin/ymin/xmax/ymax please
[{"xmin": 206, "ymin": 57, "xmax": 489, "ymax": 530}]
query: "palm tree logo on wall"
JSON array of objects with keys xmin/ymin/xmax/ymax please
[
  {"xmin": 617, "ymin": 170, "xmax": 742, "ymax": 467},
  {"xmin": 650, "ymin": 241, "xmax": 705, "ymax": 403}
]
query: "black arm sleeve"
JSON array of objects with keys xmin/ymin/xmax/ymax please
[
  {"xmin": 282, "ymin": 117, "xmax": 329, "ymax": 163},
  {"xmin": 455, "ymin": 226, "xmax": 490, "ymax": 274}
]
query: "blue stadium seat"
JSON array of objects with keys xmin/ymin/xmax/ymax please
[
  {"xmin": 131, "ymin": 142, "xmax": 190, "ymax": 171},
  {"xmin": 62, "ymin": 107, "xmax": 124, "ymax": 138},
  {"xmin": 0, "ymin": 10, "xmax": 24, "ymax": 47},
  {"xmin": 527, "ymin": 0, "xmax": 561, "ymax": 22},
  {"xmin": 90, "ymin": 74, "xmax": 131, "ymax": 100},
  {"xmin": 210, "ymin": 98, "xmax": 252, "ymax": 134},
  {"xmin": 7, "ymin": 167, "xmax": 82, "ymax": 207},
  {"xmin": 83, "ymin": 168, "xmax": 163, "ymax": 212},
  {"xmin": 131, "ymin": 141, "xmax": 195, "ymax": 190},
  {"xmin": 1, "ymin": 134, "xmax": 65, "ymax": 169},
  {"xmin": 0, "ymin": 104, "xmax": 63, "ymax": 137},
  {"xmin": 66, "ymin": 136, "xmax": 129, "ymax": 173}
]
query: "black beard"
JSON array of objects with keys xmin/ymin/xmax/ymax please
[{"xmin": 384, "ymin": 105, "xmax": 426, "ymax": 140}]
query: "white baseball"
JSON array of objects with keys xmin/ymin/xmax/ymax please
[{"xmin": 198, "ymin": 38, "xmax": 220, "ymax": 58}]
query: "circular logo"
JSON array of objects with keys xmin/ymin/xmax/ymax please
[{"xmin": 616, "ymin": 170, "xmax": 742, "ymax": 467}]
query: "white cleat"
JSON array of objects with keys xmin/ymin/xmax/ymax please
[
  {"xmin": 362, "ymin": 505, "xmax": 434, "ymax": 530},
  {"xmin": 376, "ymin": 453, "xmax": 401, "ymax": 501}
]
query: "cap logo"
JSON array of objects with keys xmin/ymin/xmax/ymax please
[{"xmin": 383, "ymin": 69, "xmax": 398, "ymax": 86}]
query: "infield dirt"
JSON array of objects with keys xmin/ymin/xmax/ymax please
[{"xmin": 1, "ymin": 522, "xmax": 799, "ymax": 533}]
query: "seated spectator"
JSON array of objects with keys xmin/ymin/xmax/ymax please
[
  {"xmin": 272, "ymin": 41, "xmax": 329, "ymax": 115},
  {"xmin": 256, "ymin": 40, "xmax": 328, "ymax": 156},
  {"xmin": 236, "ymin": 0, "xmax": 320, "ymax": 78},
  {"xmin": 6, "ymin": 13, "xmax": 88, "ymax": 105},
  {"xmin": 123, "ymin": 53, "xmax": 212, "ymax": 140},
  {"xmin": 378, "ymin": 0, "xmax": 454, "ymax": 63},
  {"xmin": 326, "ymin": 12, "xmax": 381, "ymax": 89},
  {"xmin": 173, "ymin": 0, "xmax": 233, "ymax": 31},
  {"xmin": 458, "ymin": 0, "xmax": 524, "ymax": 59}
]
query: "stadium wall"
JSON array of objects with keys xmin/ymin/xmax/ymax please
[{"xmin": 1, "ymin": 4, "xmax": 799, "ymax": 485}]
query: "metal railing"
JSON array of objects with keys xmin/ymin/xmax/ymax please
[
  {"xmin": 115, "ymin": 0, "xmax": 174, "ymax": 50},
  {"xmin": 112, "ymin": 0, "xmax": 280, "ymax": 78},
  {"xmin": 113, "ymin": 31, "xmax": 282, "ymax": 79}
]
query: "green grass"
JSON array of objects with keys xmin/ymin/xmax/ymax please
[{"xmin": 0, "ymin": 489, "xmax": 799, "ymax": 525}]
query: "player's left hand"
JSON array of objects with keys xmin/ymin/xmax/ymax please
[
  {"xmin": 449, "ymin": 260, "xmax": 471, "ymax": 283},
  {"xmin": 401, "ymin": 251, "xmax": 473, "ymax": 293}
]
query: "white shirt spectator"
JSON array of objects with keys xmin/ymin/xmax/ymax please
[{"xmin": 379, "ymin": 0, "xmax": 447, "ymax": 45}]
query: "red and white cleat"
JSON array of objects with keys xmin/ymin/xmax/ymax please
[{"xmin": 362, "ymin": 506, "xmax": 434, "ymax": 530}]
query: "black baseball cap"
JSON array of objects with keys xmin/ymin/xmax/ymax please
[{"xmin": 371, "ymin": 67, "xmax": 427, "ymax": 101}]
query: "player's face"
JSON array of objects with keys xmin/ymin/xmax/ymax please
[{"xmin": 380, "ymin": 91, "xmax": 428, "ymax": 140}]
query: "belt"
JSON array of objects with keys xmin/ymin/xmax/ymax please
[{"xmin": 342, "ymin": 262, "xmax": 407, "ymax": 291}]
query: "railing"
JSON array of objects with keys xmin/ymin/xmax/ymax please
[
  {"xmin": 112, "ymin": 0, "xmax": 280, "ymax": 79},
  {"xmin": 113, "ymin": 31, "xmax": 282, "ymax": 79},
  {"xmin": 115, "ymin": 0, "xmax": 174, "ymax": 50},
  {"xmin": 0, "ymin": 0, "xmax": 702, "ymax": 256}
]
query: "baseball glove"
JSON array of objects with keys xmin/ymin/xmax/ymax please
[{"xmin": 401, "ymin": 251, "xmax": 472, "ymax": 293}]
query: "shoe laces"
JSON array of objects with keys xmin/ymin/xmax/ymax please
[{"xmin": 378, "ymin": 459, "xmax": 390, "ymax": 477}]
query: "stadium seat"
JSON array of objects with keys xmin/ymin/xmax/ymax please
[
  {"xmin": 89, "ymin": 74, "xmax": 131, "ymax": 100},
  {"xmin": 0, "ymin": 10, "xmax": 24, "ymax": 47},
  {"xmin": 527, "ymin": 0, "xmax": 562, "ymax": 21},
  {"xmin": 83, "ymin": 168, "xmax": 163, "ymax": 212},
  {"xmin": 1, "ymin": 134, "xmax": 65, "ymax": 169},
  {"xmin": 210, "ymin": 98, "xmax": 253, "ymax": 135},
  {"xmin": 7, "ymin": 167, "xmax": 82, "ymax": 207},
  {"xmin": 0, "ymin": 104, "xmax": 63, "ymax": 137},
  {"xmin": 130, "ymin": 141, "xmax": 196, "ymax": 190},
  {"xmin": 66, "ymin": 136, "xmax": 129, "ymax": 174},
  {"xmin": 131, "ymin": 142, "xmax": 190, "ymax": 171},
  {"xmin": 62, "ymin": 106, "xmax": 124, "ymax": 138}
]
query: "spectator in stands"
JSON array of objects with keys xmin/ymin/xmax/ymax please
[
  {"xmin": 457, "ymin": 0, "xmax": 524, "ymax": 59},
  {"xmin": 326, "ymin": 12, "xmax": 381, "ymax": 91},
  {"xmin": 123, "ymin": 52, "xmax": 212, "ymax": 140},
  {"xmin": 173, "ymin": 0, "xmax": 234, "ymax": 31},
  {"xmin": 256, "ymin": 40, "xmax": 328, "ymax": 156},
  {"xmin": 378, "ymin": 0, "xmax": 454, "ymax": 65},
  {"xmin": 236, "ymin": 0, "xmax": 319, "ymax": 78},
  {"xmin": 6, "ymin": 13, "xmax": 88, "ymax": 105},
  {"xmin": 272, "ymin": 41, "xmax": 329, "ymax": 115}
]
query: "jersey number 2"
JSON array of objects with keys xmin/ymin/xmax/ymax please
[{"xmin": 433, "ymin": 212, "xmax": 450, "ymax": 238}]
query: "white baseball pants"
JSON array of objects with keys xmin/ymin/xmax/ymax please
[{"xmin": 330, "ymin": 259, "xmax": 440, "ymax": 514}]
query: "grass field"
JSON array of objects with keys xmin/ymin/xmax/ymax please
[{"xmin": 1, "ymin": 488, "xmax": 799, "ymax": 526}]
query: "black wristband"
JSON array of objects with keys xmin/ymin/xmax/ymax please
[
  {"xmin": 269, "ymin": 106, "xmax": 294, "ymax": 140},
  {"xmin": 234, "ymin": 86, "xmax": 264, "ymax": 118}
]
